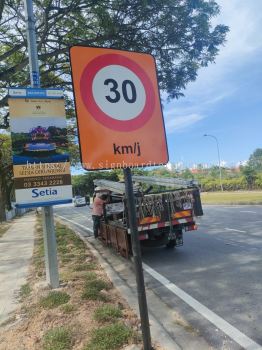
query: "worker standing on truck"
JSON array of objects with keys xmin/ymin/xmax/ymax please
[{"xmin": 92, "ymin": 187, "xmax": 108, "ymax": 238}]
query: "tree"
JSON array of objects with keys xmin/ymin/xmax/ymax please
[
  {"xmin": 72, "ymin": 171, "xmax": 119, "ymax": 197},
  {"xmin": 0, "ymin": 0, "xmax": 228, "ymax": 128},
  {"xmin": 0, "ymin": 133, "xmax": 13, "ymax": 221},
  {"xmin": 248, "ymin": 148, "xmax": 262, "ymax": 172},
  {"xmin": 240, "ymin": 165, "xmax": 257, "ymax": 190},
  {"xmin": 181, "ymin": 168, "xmax": 193, "ymax": 179}
]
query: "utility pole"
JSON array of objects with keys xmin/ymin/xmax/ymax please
[
  {"xmin": 204, "ymin": 134, "xmax": 224, "ymax": 191},
  {"xmin": 24, "ymin": 0, "xmax": 59, "ymax": 288}
]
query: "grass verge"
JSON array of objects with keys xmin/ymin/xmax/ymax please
[
  {"xmin": 0, "ymin": 222, "xmax": 10, "ymax": 238},
  {"xmin": 0, "ymin": 218, "xmax": 141, "ymax": 350},
  {"xmin": 20, "ymin": 283, "xmax": 31, "ymax": 300},
  {"xmin": 201, "ymin": 191, "xmax": 262, "ymax": 205}
]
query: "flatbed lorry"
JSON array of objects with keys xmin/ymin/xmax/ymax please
[{"xmin": 94, "ymin": 176, "xmax": 203, "ymax": 258}]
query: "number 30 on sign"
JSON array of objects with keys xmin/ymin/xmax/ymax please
[{"xmin": 69, "ymin": 46, "xmax": 168, "ymax": 170}]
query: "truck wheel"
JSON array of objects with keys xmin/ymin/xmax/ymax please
[{"xmin": 166, "ymin": 239, "xmax": 176, "ymax": 249}]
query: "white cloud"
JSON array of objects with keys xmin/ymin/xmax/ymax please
[
  {"xmin": 236, "ymin": 160, "xmax": 248, "ymax": 167},
  {"xmin": 165, "ymin": 113, "xmax": 205, "ymax": 133},
  {"xmin": 163, "ymin": 0, "xmax": 262, "ymax": 134},
  {"xmin": 165, "ymin": 162, "xmax": 173, "ymax": 171}
]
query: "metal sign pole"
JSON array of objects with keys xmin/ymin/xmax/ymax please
[
  {"xmin": 24, "ymin": 0, "xmax": 59, "ymax": 288},
  {"xmin": 123, "ymin": 167, "xmax": 152, "ymax": 350}
]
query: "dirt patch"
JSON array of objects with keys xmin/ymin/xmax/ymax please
[{"xmin": 0, "ymin": 219, "xmax": 162, "ymax": 350}]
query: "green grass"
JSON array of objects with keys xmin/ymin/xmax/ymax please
[
  {"xmin": 40, "ymin": 291, "xmax": 70, "ymax": 309},
  {"xmin": 60, "ymin": 304, "xmax": 77, "ymax": 314},
  {"xmin": 42, "ymin": 327, "xmax": 73, "ymax": 350},
  {"xmin": 84, "ymin": 272, "xmax": 97, "ymax": 281},
  {"xmin": 82, "ymin": 278, "xmax": 111, "ymax": 302},
  {"xmin": 20, "ymin": 283, "xmax": 31, "ymax": 299},
  {"xmin": 94, "ymin": 305, "xmax": 122, "ymax": 323},
  {"xmin": 0, "ymin": 223, "xmax": 10, "ymax": 238},
  {"xmin": 33, "ymin": 223, "xmax": 45, "ymax": 277},
  {"xmin": 85, "ymin": 323, "xmax": 132, "ymax": 350},
  {"xmin": 86, "ymin": 279, "xmax": 111, "ymax": 291},
  {"xmin": 201, "ymin": 191, "xmax": 262, "ymax": 205},
  {"xmin": 73, "ymin": 262, "xmax": 97, "ymax": 271}
]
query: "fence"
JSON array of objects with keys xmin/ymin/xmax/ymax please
[{"xmin": 5, "ymin": 207, "xmax": 31, "ymax": 220}]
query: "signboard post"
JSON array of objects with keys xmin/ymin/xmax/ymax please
[
  {"xmin": 12, "ymin": 0, "xmax": 72, "ymax": 288},
  {"xmin": 70, "ymin": 46, "xmax": 169, "ymax": 350}
]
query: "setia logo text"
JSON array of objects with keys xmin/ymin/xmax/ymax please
[{"xmin": 32, "ymin": 188, "xmax": 57, "ymax": 198}]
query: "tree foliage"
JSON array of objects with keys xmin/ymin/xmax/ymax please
[
  {"xmin": 240, "ymin": 165, "xmax": 257, "ymax": 190},
  {"xmin": 0, "ymin": 0, "xmax": 228, "ymax": 127},
  {"xmin": 248, "ymin": 148, "xmax": 262, "ymax": 172},
  {"xmin": 72, "ymin": 171, "xmax": 119, "ymax": 197}
]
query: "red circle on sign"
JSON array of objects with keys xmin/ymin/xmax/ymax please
[{"xmin": 80, "ymin": 54, "xmax": 155, "ymax": 132}]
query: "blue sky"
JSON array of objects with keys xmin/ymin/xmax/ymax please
[
  {"xmin": 164, "ymin": 0, "xmax": 262, "ymax": 168},
  {"xmin": 3, "ymin": 1, "xmax": 261, "ymax": 174}
]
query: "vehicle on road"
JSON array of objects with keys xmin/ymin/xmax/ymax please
[
  {"xmin": 73, "ymin": 195, "xmax": 86, "ymax": 207},
  {"xmin": 93, "ymin": 176, "xmax": 203, "ymax": 258}
]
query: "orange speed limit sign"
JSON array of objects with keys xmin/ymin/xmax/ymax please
[{"xmin": 70, "ymin": 46, "xmax": 168, "ymax": 170}]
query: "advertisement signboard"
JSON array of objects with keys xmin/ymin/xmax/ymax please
[
  {"xmin": 69, "ymin": 46, "xmax": 168, "ymax": 170},
  {"xmin": 8, "ymin": 88, "xmax": 72, "ymax": 208}
]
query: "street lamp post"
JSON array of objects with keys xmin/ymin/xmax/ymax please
[{"xmin": 203, "ymin": 134, "xmax": 223, "ymax": 191}]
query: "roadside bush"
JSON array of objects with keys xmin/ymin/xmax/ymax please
[
  {"xmin": 255, "ymin": 174, "xmax": 262, "ymax": 189},
  {"xmin": 200, "ymin": 176, "xmax": 249, "ymax": 191}
]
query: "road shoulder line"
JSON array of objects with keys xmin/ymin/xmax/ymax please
[
  {"xmin": 143, "ymin": 263, "xmax": 262, "ymax": 350},
  {"xmin": 55, "ymin": 214, "xmax": 93, "ymax": 233},
  {"xmin": 224, "ymin": 228, "xmax": 247, "ymax": 233}
]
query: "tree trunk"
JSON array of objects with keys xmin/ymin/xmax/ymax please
[{"xmin": 0, "ymin": 176, "xmax": 6, "ymax": 222}]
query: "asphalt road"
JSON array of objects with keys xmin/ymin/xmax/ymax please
[{"xmin": 54, "ymin": 204, "xmax": 262, "ymax": 349}]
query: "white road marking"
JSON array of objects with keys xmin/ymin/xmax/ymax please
[
  {"xmin": 225, "ymin": 228, "xmax": 247, "ymax": 233},
  {"xmin": 74, "ymin": 210, "xmax": 89, "ymax": 218},
  {"xmin": 55, "ymin": 215, "xmax": 93, "ymax": 233},
  {"xmin": 72, "ymin": 211, "xmax": 90, "ymax": 219},
  {"xmin": 240, "ymin": 211, "xmax": 256, "ymax": 214},
  {"xmin": 222, "ymin": 206, "xmax": 242, "ymax": 209},
  {"xmin": 143, "ymin": 263, "xmax": 262, "ymax": 350}
]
